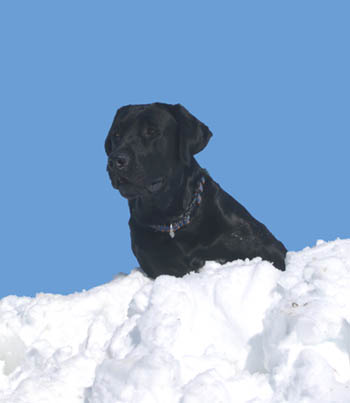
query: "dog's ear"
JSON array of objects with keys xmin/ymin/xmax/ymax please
[
  {"xmin": 105, "ymin": 105, "xmax": 131, "ymax": 156},
  {"xmin": 159, "ymin": 103, "xmax": 212, "ymax": 166}
]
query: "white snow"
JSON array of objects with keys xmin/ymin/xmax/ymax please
[{"xmin": 1, "ymin": 239, "xmax": 350, "ymax": 402}]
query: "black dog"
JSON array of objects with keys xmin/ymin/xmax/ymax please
[{"xmin": 105, "ymin": 103, "xmax": 287, "ymax": 278}]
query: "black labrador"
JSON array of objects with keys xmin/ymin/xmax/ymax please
[{"xmin": 105, "ymin": 103, "xmax": 287, "ymax": 278}]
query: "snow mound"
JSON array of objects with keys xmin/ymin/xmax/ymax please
[{"xmin": 1, "ymin": 239, "xmax": 350, "ymax": 402}]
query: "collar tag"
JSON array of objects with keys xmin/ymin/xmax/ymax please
[{"xmin": 169, "ymin": 224, "xmax": 175, "ymax": 239}]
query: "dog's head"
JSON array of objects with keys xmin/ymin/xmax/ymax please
[{"xmin": 105, "ymin": 103, "xmax": 212, "ymax": 199}]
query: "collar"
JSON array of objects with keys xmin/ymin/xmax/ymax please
[{"xmin": 149, "ymin": 176, "xmax": 206, "ymax": 238}]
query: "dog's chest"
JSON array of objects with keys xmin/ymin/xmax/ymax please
[{"xmin": 129, "ymin": 222, "xmax": 208, "ymax": 277}]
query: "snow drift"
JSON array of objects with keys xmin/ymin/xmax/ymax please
[{"xmin": 1, "ymin": 239, "xmax": 350, "ymax": 403}]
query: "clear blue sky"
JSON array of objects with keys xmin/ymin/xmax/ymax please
[{"xmin": 1, "ymin": 1, "xmax": 349, "ymax": 298}]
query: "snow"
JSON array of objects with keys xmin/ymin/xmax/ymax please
[{"xmin": 1, "ymin": 239, "xmax": 350, "ymax": 403}]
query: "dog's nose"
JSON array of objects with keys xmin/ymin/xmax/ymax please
[
  {"xmin": 108, "ymin": 153, "xmax": 130, "ymax": 170},
  {"xmin": 115, "ymin": 153, "xmax": 130, "ymax": 169}
]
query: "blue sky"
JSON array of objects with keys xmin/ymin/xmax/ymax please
[{"xmin": 1, "ymin": 1, "xmax": 349, "ymax": 298}]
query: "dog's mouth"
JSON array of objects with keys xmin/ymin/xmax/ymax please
[
  {"xmin": 113, "ymin": 176, "xmax": 138, "ymax": 199},
  {"xmin": 111, "ymin": 174, "xmax": 165, "ymax": 199}
]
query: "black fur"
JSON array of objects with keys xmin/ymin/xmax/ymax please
[{"xmin": 105, "ymin": 103, "xmax": 287, "ymax": 278}]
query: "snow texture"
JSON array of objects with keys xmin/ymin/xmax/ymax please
[{"xmin": 1, "ymin": 239, "xmax": 350, "ymax": 402}]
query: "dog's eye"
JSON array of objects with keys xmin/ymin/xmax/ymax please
[{"xmin": 145, "ymin": 127, "xmax": 158, "ymax": 137}]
